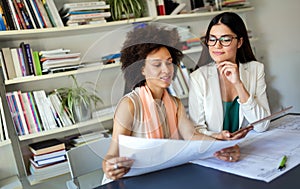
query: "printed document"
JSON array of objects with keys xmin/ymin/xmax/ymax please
[
  {"xmin": 119, "ymin": 135, "xmax": 240, "ymax": 177},
  {"xmin": 192, "ymin": 114, "xmax": 300, "ymax": 182}
]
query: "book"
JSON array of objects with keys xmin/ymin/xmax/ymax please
[
  {"xmin": 21, "ymin": 92, "xmax": 39, "ymax": 133},
  {"xmin": 61, "ymin": 1, "xmax": 106, "ymax": 10},
  {"xmin": 33, "ymin": 90, "xmax": 58, "ymax": 131},
  {"xmin": 1, "ymin": 47, "xmax": 17, "ymax": 79},
  {"xmin": 33, "ymin": 149, "xmax": 66, "ymax": 161},
  {"xmin": 27, "ymin": 92, "xmax": 42, "ymax": 132},
  {"xmin": 48, "ymin": 92, "xmax": 73, "ymax": 127},
  {"xmin": 32, "ymin": 50, "xmax": 42, "ymax": 76},
  {"xmin": 44, "ymin": 0, "xmax": 64, "ymax": 27},
  {"xmin": 16, "ymin": 0, "xmax": 34, "ymax": 29},
  {"xmin": 6, "ymin": 92, "xmax": 26, "ymax": 135},
  {"xmin": 0, "ymin": 97, "xmax": 9, "ymax": 140},
  {"xmin": 12, "ymin": 0, "xmax": 27, "ymax": 29},
  {"xmin": 41, "ymin": 0, "xmax": 56, "ymax": 27},
  {"xmin": 10, "ymin": 48, "xmax": 23, "ymax": 78},
  {"xmin": 176, "ymin": 68, "xmax": 189, "ymax": 95},
  {"xmin": 28, "ymin": 138, "xmax": 65, "ymax": 155},
  {"xmin": 39, "ymin": 48, "xmax": 70, "ymax": 56},
  {"xmin": 143, "ymin": 0, "xmax": 157, "ymax": 17},
  {"xmin": 23, "ymin": 0, "xmax": 38, "ymax": 28},
  {"xmin": 24, "ymin": 43, "xmax": 35, "ymax": 74},
  {"xmin": 33, "ymin": 155, "xmax": 66, "ymax": 166},
  {"xmin": 0, "ymin": 0, "xmax": 16, "ymax": 30},
  {"xmin": 12, "ymin": 91, "xmax": 30, "ymax": 134},
  {"xmin": 63, "ymin": 12, "xmax": 111, "ymax": 21},
  {"xmin": 28, "ymin": 0, "xmax": 45, "ymax": 28},
  {"xmin": 17, "ymin": 47, "xmax": 28, "ymax": 76},
  {"xmin": 19, "ymin": 42, "xmax": 31, "ymax": 75},
  {"xmin": 34, "ymin": 0, "xmax": 52, "ymax": 28},
  {"xmin": 7, "ymin": 0, "xmax": 21, "ymax": 30},
  {"xmin": 0, "ymin": 50, "xmax": 8, "ymax": 80},
  {"xmin": 59, "ymin": 4, "xmax": 110, "ymax": 17},
  {"xmin": 179, "ymin": 61, "xmax": 190, "ymax": 87}
]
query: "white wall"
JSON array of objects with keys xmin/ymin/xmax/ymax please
[{"xmin": 247, "ymin": 0, "xmax": 300, "ymax": 113}]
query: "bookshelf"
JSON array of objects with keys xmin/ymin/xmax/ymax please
[{"xmin": 0, "ymin": 0, "xmax": 255, "ymax": 187}]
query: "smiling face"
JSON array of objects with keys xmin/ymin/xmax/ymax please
[
  {"xmin": 208, "ymin": 23, "xmax": 243, "ymax": 64},
  {"xmin": 142, "ymin": 47, "xmax": 174, "ymax": 93}
]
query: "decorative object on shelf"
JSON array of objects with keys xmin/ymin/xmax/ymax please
[
  {"xmin": 107, "ymin": 0, "xmax": 144, "ymax": 21},
  {"xmin": 57, "ymin": 75, "xmax": 103, "ymax": 123}
]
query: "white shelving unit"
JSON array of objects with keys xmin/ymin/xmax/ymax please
[{"xmin": 0, "ymin": 3, "xmax": 254, "ymax": 187}]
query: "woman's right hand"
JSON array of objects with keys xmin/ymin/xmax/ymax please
[
  {"xmin": 103, "ymin": 156, "xmax": 134, "ymax": 180},
  {"xmin": 213, "ymin": 126, "xmax": 253, "ymax": 140}
]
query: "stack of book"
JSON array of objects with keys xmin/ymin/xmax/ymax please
[
  {"xmin": 0, "ymin": 0, "xmax": 63, "ymax": 30},
  {"xmin": 59, "ymin": 1, "xmax": 111, "ymax": 26},
  {"xmin": 28, "ymin": 138, "xmax": 69, "ymax": 181},
  {"xmin": 178, "ymin": 26, "xmax": 201, "ymax": 51},
  {"xmin": 39, "ymin": 48, "xmax": 81, "ymax": 73},
  {"xmin": 222, "ymin": 0, "xmax": 250, "ymax": 8},
  {"xmin": 70, "ymin": 130, "xmax": 110, "ymax": 147}
]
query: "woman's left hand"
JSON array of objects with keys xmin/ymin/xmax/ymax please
[
  {"xmin": 214, "ymin": 144, "xmax": 240, "ymax": 162},
  {"xmin": 217, "ymin": 61, "xmax": 240, "ymax": 84}
]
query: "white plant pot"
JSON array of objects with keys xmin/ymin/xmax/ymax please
[{"xmin": 73, "ymin": 102, "xmax": 92, "ymax": 122}]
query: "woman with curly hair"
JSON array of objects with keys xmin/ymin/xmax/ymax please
[{"xmin": 102, "ymin": 23, "xmax": 251, "ymax": 183}]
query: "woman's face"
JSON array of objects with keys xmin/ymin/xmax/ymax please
[
  {"xmin": 142, "ymin": 47, "xmax": 174, "ymax": 90},
  {"xmin": 208, "ymin": 23, "xmax": 243, "ymax": 64}
]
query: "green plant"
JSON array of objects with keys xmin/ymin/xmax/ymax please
[
  {"xmin": 108, "ymin": 0, "xmax": 144, "ymax": 21},
  {"xmin": 56, "ymin": 75, "xmax": 103, "ymax": 122}
]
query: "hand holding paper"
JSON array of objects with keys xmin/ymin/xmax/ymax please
[{"xmin": 119, "ymin": 135, "xmax": 241, "ymax": 177}]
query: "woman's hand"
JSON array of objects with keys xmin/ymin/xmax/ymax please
[
  {"xmin": 217, "ymin": 61, "xmax": 241, "ymax": 84},
  {"xmin": 214, "ymin": 144, "xmax": 240, "ymax": 162},
  {"xmin": 213, "ymin": 126, "xmax": 253, "ymax": 140},
  {"xmin": 103, "ymin": 156, "xmax": 134, "ymax": 180}
]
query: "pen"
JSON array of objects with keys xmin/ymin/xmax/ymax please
[{"xmin": 278, "ymin": 155, "xmax": 287, "ymax": 171}]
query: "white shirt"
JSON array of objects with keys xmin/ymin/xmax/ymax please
[{"xmin": 188, "ymin": 61, "xmax": 271, "ymax": 136}]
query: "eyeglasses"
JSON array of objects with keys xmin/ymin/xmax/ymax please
[{"xmin": 206, "ymin": 35, "xmax": 238, "ymax": 47}]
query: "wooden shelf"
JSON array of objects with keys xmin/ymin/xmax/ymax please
[
  {"xmin": 18, "ymin": 114, "xmax": 113, "ymax": 141},
  {"xmin": 153, "ymin": 7, "xmax": 254, "ymax": 22},
  {"xmin": 0, "ymin": 17, "xmax": 153, "ymax": 41},
  {"xmin": 0, "ymin": 7, "xmax": 254, "ymax": 41},
  {"xmin": 4, "ymin": 63, "xmax": 121, "ymax": 85}
]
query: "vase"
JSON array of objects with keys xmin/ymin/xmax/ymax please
[{"xmin": 73, "ymin": 102, "xmax": 92, "ymax": 122}]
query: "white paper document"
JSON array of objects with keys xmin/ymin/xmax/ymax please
[
  {"xmin": 192, "ymin": 114, "xmax": 300, "ymax": 182},
  {"xmin": 119, "ymin": 135, "xmax": 240, "ymax": 177}
]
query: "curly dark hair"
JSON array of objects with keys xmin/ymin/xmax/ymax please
[{"xmin": 121, "ymin": 23, "xmax": 184, "ymax": 93}]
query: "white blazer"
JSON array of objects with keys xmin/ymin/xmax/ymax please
[{"xmin": 188, "ymin": 61, "xmax": 271, "ymax": 136}]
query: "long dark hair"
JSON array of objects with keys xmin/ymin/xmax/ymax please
[{"xmin": 205, "ymin": 12, "xmax": 256, "ymax": 63}]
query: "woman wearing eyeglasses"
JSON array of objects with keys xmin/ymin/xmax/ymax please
[{"xmin": 188, "ymin": 12, "xmax": 271, "ymax": 140}]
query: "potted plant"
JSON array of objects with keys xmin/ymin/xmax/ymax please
[
  {"xmin": 56, "ymin": 75, "xmax": 103, "ymax": 123},
  {"xmin": 107, "ymin": 0, "xmax": 144, "ymax": 21}
]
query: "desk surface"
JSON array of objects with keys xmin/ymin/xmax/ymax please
[{"xmin": 97, "ymin": 163, "xmax": 300, "ymax": 189}]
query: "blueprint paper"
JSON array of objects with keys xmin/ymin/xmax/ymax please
[
  {"xmin": 192, "ymin": 114, "xmax": 300, "ymax": 182},
  {"xmin": 119, "ymin": 135, "xmax": 240, "ymax": 177}
]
